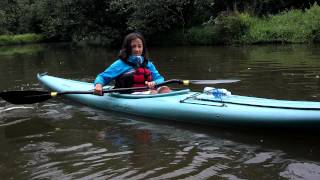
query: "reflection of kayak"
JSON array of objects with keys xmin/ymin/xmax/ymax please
[{"xmin": 37, "ymin": 74, "xmax": 320, "ymax": 129}]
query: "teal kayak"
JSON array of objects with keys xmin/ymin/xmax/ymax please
[{"xmin": 37, "ymin": 73, "xmax": 320, "ymax": 129}]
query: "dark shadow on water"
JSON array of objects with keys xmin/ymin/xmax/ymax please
[
  {"xmin": 3, "ymin": 117, "xmax": 55, "ymax": 139},
  {"xmin": 170, "ymin": 121, "xmax": 320, "ymax": 160}
]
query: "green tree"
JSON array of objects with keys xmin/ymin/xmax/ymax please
[{"xmin": 127, "ymin": 0, "xmax": 215, "ymax": 36}]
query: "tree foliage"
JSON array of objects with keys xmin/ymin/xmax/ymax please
[{"xmin": 0, "ymin": 0, "xmax": 319, "ymax": 45}]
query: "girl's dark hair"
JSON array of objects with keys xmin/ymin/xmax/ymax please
[{"xmin": 119, "ymin": 32, "xmax": 149, "ymax": 62}]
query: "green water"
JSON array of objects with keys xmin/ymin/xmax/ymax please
[{"xmin": 1, "ymin": 43, "xmax": 320, "ymax": 179}]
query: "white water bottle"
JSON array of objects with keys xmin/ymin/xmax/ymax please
[
  {"xmin": 212, "ymin": 88, "xmax": 231, "ymax": 98},
  {"xmin": 203, "ymin": 87, "xmax": 215, "ymax": 95},
  {"xmin": 203, "ymin": 87, "xmax": 231, "ymax": 97}
]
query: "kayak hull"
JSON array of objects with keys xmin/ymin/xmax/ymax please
[{"xmin": 37, "ymin": 74, "xmax": 320, "ymax": 129}]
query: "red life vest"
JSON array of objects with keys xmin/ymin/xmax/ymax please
[{"xmin": 115, "ymin": 67, "xmax": 152, "ymax": 88}]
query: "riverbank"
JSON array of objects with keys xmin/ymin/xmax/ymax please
[{"xmin": 0, "ymin": 33, "xmax": 45, "ymax": 46}]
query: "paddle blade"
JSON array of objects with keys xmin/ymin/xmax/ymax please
[
  {"xmin": 189, "ymin": 79, "xmax": 240, "ymax": 85},
  {"xmin": 0, "ymin": 90, "xmax": 52, "ymax": 104}
]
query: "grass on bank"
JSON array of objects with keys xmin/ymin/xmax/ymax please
[{"xmin": 0, "ymin": 33, "xmax": 45, "ymax": 46}]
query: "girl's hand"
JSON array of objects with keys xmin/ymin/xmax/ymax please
[
  {"xmin": 145, "ymin": 81, "xmax": 156, "ymax": 89},
  {"xmin": 94, "ymin": 84, "xmax": 103, "ymax": 96}
]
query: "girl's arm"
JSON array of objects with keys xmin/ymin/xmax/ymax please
[
  {"xmin": 147, "ymin": 61, "xmax": 165, "ymax": 84},
  {"xmin": 94, "ymin": 60, "xmax": 130, "ymax": 86}
]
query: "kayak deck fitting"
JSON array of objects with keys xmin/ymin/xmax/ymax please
[{"xmin": 37, "ymin": 73, "xmax": 320, "ymax": 129}]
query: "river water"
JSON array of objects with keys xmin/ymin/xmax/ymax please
[{"xmin": 1, "ymin": 43, "xmax": 320, "ymax": 179}]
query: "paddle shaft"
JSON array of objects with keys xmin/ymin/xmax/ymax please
[{"xmin": 57, "ymin": 79, "xmax": 183, "ymax": 95}]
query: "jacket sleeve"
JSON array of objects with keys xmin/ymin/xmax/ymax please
[
  {"xmin": 147, "ymin": 61, "xmax": 165, "ymax": 84},
  {"xmin": 94, "ymin": 60, "xmax": 130, "ymax": 86}
]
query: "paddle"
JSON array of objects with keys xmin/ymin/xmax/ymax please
[{"xmin": 0, "ymin": 79, "xmax": 240, "ymax": 104}]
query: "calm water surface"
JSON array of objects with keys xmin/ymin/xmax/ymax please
[{"xmin": 1, "ymin": 44, "xmax": 320, "ymax": 179}]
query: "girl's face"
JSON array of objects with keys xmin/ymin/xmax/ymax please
[{"xmin": 131, "ymin": 38, "xmax": 143, "ymax": 56}]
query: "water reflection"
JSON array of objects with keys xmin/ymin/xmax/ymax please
[{"xmin": 1, "ymin": 106, "xmax": 320, "ymax": 179}]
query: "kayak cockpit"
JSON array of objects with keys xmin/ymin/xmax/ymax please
[{"xmin": 109, "ymin": 89, "xmax": 190, "ymax": 99}]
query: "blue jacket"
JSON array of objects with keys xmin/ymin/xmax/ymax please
[{"xmin": 94, "ymin": 58, "xmax": 165, "ymax": 86}]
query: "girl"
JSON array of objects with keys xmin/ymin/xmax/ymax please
[{"xmin": 94, "ymin": 32, "xmax": 170, "ymax": 95}]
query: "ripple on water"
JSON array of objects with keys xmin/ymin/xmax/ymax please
[
  {"xmin": 20, "ymin": 137, "xmax": 137, "ymax": 179},
  {"xmin": 244, "ymin": 152, "xmax": 274, "ymax": 164},
  {"xmin": 55, "ymin": 143, "xmax": 93, "ymax": 153},
  {"xmin": 38, "ymin": 103, "xmax": 74, "ymax": 120},
  {"xmin": 280, "ymin": 162, "xmax": 320, "ymax": 180},
  {"xmin": 0, "ymin": 105, "xmax": 34, "ymax": 127},
  {"xmin": 0, "ymin": 117, "xmax": 31, "ymax": 127},
  {"xmin": 0, "ymin": 105, "xmax": 34, "ymax": 117}
]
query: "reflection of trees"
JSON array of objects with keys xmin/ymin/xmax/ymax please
[
  {"xmin": 151, "ymin": 46, "xmax": 246, "ymax": 79},
  {"xmin": 236, "ymin": 45, "xmax": 320, "ymax": 100},
  {"xmin": 0, "ymin": 44, "xmax": 117, "ymax": 90},
  {"xmin": 0, "ymin": 45, "xmax": 44, "ymax": 56},
  {"xmin": 151, "ymin": 45, "xmax": 320, "ymax": 100}
]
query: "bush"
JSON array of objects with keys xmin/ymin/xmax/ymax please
[
  {"xmin": 212, "ymin": 12, "xmax": 251, "ymax": 44},
  {"xmin": 244, "ymin": 3, "xmax": 320, "ymax": 43},
  {"xmin": 305, "ymin": 3, "xmax": 320, "ymax": 42},
  {"xmin": 178, "ymin": 12, "xmax": 251, "ymax": 45}
]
